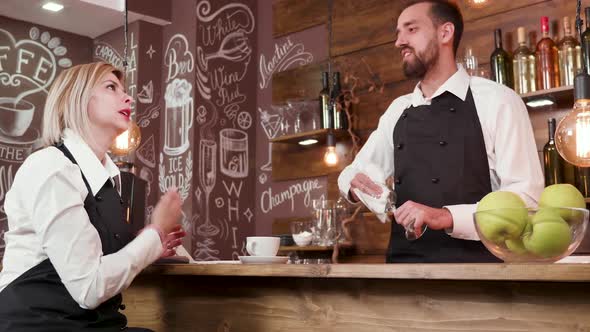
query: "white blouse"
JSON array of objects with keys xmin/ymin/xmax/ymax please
[{"xmin": 0, "ymin": 129, "xmax": 163, "ymax": 309}]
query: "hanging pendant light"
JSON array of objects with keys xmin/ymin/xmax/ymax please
[
  {"xmin": 109, "ymin": 0, "xmax": 141, "ymax": 165},
  {"xmin": 555, "ymin": 0, "xmax": 590, "ymax": 167}
]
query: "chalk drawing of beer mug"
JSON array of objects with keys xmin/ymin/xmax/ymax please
[
  {"xmin": 0, "ymin": 98, "xmax": 35, "ymax": 137},
  {"xmin": 164, "ymin": 79, "xmax": 194, "ymax": 156}
]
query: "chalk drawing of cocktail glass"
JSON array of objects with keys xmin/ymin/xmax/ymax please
[
  {"xmin": 259, "ymin": 107, "xmax": 283, "ymax": 172},
  {"xmin": 164, "ymin": 79, "xmax": 194, "ymax": 156},
  {"xmin": 220, "ymin": 128, "xmax": 248, "ymax": 178},
  {"xmin": 198, "ymin": 139, "xmax": 219, "ymax": 237}
]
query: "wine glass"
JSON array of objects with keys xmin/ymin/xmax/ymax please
[
  {"xmin": 385, "ymin": 186, "xmax": 426, "ymax": 241},
  {"xmin": 198, "ymin": 139, "xmax": 220, "ymax": 237}
]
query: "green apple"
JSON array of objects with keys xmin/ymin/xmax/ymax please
[
  {"xmin": 476, "ymin": 191, "xmax": 528, "ymax": 244},
  {"xmin": 505, "ymin": 238, "xmax": 528, "ymax": 255},
  {"xmin": 505, "ymin": 221, "xmax": 532, "ymax": 255},
  {"xmin": 478, "ymin": 191, "xmax": 527, "ymax": 211},
  {"xmin": 539, "ymin": 184, "xmax": 586, "ymax": 220},
  {"xmin": 523, "ymin": 213, "xmax": 572, "ymax": 258},
  {"xmin": 532, "ymin": 208, "xmax": 563, "ymax": 223}
]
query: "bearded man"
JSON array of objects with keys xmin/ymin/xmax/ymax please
[{"xmin": 338, "ymin": 0, "xmax": 543, "ymax": 263}]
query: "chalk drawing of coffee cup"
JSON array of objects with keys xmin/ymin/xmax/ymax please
[
  {"xmin": 219, "ymin": 128, "xmax": 248, "ymax": 178},
  {"xmin": 164, "ymin": 79, "xmax": 194, "ymax": 156},
  {"xmin": 0, "ymin": 98, "xmax": 35, "ymax": 137},
  {"xmin": 0, "ymin": 128, "xmax": 40, "ymax": 164}
]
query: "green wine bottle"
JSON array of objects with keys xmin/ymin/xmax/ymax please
[
  {"xmin": 575, "ymin": 167, "xmax": 590, "ymax": 198},
  {"xmin": 490, "ymin": 29, "xmax": 514, "ymax": 89},
  {"xmin": 319, "ymin": 72, "xmax": 331, "ymax": 129},
  {"xmin": 583, "ymin": 8, "xmax": 590, "ymax": 74},
  {"xmin": 543, "ymin": 118, "xmax": 565, "ymax": 185},
  {"xmin": 331, "ymin": 72, "xmax": 347, "ymax": 130}
]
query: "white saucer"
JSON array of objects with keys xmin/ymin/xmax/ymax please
[{"xmin": 238, "ymin": 256, "xmax": 289, "ymax": 264}]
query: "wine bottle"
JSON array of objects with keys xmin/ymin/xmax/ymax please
[
  {"xmin": 575, "ymin": 166, "xmax": 590, "ymax": 198},
  {"xmin": 583, "ymin": 8, "xmax": 590, "ymax": 75},
  {"xmin": 490, "ymin": 29, "xmax": 513, "ymax": 88},
  {"xmin": 536, "ymin": 16, "xmax": 560, "ymax": 89},
  {"xmin": 331, "ymin": 72, "xmax": 348, "ymax": 130},
  {"xmin": 543, "ymin": 118, "xmax": 565, "ymax": 185},
  {"xmin": 319, "ymin": 72, "xmax": 331, "ymax": 129},
  {"xmin": 513, "ymin": 27, "xmax": 537, "ymax": 94},
  {"xmin": 557, "ymin": 16, "xmax": 582, "ymax": 86}
]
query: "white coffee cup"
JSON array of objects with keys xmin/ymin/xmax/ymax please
[{"xmin": 246, "ymin": 236, "xmax": 280, "ymax": 257}]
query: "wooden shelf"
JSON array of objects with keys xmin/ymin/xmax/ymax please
[
  {"xmin": 270, "ymin": 128, "xmax": 349, "ymax": 144},
  {"xmin": 520, "ymin": 85, "xmax": 573, "ymax": 107}
]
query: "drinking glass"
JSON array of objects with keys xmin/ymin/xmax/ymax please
[
  {"xmin": 312, "ymin": 199, "xmax": 340, "ymax": 246},
  {"xmin": 385, "ymin": 188, "xmax": 427, "ymax": 241}
]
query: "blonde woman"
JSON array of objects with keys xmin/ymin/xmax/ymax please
[{"xmin": 0, "ymin": 62, "xmax": 185, "ymax": 331}]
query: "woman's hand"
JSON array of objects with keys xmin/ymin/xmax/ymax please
[
  {"xmin": 151, "ymin": 188, "xmax": 182, "ymax": 234},
  {"xmin": 160, "ymin": 225, "xmax": 186, "ymax": 257}
]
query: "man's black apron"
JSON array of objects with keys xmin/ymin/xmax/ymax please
[
  {"xmin": 387, "ymin": 87, "xmax": 501, "ymax": 263},
  {"xmin": 0, "ymin": 144, "xmax": 134, "ymax": 331}
]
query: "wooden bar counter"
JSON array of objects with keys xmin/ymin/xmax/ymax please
[{"xmin": 124, "ymin": 263, "xmax": 590, "ymax": 331}]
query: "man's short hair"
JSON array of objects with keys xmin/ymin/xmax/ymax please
[{"xmin": 402, "ymin": 0, "xmax": 464, "ymax": 55}]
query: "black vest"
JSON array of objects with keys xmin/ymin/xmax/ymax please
[
  {"xmin": 387, "ymin": 87, "xmax": 501, "ymax": 263},
  {"xmin": 0, "ymin": 144, "xmax": 134, "ymax": 331}
]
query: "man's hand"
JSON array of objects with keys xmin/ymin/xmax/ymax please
[
  {"xmin": 393, "ymin": 200, "xmax": 453, "ymax": 232},
  {"xmin": 349, "ymin": 173, "xmax": 383, "ymax": 201}
]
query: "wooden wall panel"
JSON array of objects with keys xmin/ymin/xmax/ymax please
[
  {"xmin": 330, "ymin": 0, "xmax": 547, "ymax": 57},
  {"xmin": 272, "ymin": 0, "xmax": 328, "ymax": 37},
  {"xmin": 271, "ymin": 140, "xmax": 352, "ymax": 181},
  {"xmin": 351, "ymin": 79, "xmax": 418, "ymax": 132},
  {"xmin": 331, "ymin": 0, "xmax": 400, "ymax": 56},
  {"xmin": 272, "ymin": 61, "xmax": 327, "ymax": 104},
  {"xmin": 333, "ymin": 43, "xmax": 402, "ymax": 92},
  {"xmin": 459, "ymin": 0, "xmax": 548, "ymax": 22}
]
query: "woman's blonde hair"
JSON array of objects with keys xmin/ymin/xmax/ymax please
[{"xmin": 41, "ymin": 61, "xmax": 124, "ymax": 147}]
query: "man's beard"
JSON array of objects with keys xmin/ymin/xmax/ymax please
[{"xmin": 402, "ymin": 41, "xmax": 439, "ymax": 79}]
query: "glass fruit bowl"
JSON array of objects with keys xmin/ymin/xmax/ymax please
[{"xmin": 473, "ymin": 207, "xmax": 589, "ymax": 263}]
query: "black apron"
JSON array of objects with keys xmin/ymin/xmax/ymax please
[
  {"xmin": 387, "ymin": 87, "xmax": 501, "ymax": 263},
  {"xmin": 0, "ymin": 144, "xmax": 135, "ymax": 331}
]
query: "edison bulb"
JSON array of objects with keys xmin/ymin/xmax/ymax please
[
  {"xmin": 324, "ymin": 146, "xmax": 338, "ymax": 166},
  {"xmin": 110, "ymin": 120, "xmax": 142, "ymax": 156},
  {"xmin": 555, "ymin": 100, "xmax": 590, "ymax": 167}
]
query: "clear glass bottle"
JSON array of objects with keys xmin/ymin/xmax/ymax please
[
  {"xmin": 462, "ymin": 46, "xmax": 478, "ymax": 76},
  {"xmin": 536, "ymin": 16, "xmax": 560, "ymax": 89},
  {"xmin": 512, "ymin": 26, "xmax": 537, "ymax": 94},
  {"xmin": 558, "ymin": 16, "xmax": 582, "ymax": 86}
]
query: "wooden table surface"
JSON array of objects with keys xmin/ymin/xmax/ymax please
[{"xmin": 145, "ymin": 262, "xmax": 590, "ymax": 282}]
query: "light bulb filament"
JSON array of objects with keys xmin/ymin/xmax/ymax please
[
  {"xmin": 576, "ymin": 112, "xmax": 590, "ymax": 159},
  {"xmin": 324, "ymin": 146, "xmax": 338, "ymax": 166},
  {"xmin": 115, "ymin": 130, "xmax": 130, "ymax": 151}
]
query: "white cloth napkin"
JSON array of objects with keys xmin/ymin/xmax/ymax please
[
  {"xmin": 175, "ymin": 245, "xmax": 197, "ymax": 263},
  {"xmin": 351, "ymin": 164, "xmax": 391, "ymax": 223}
]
